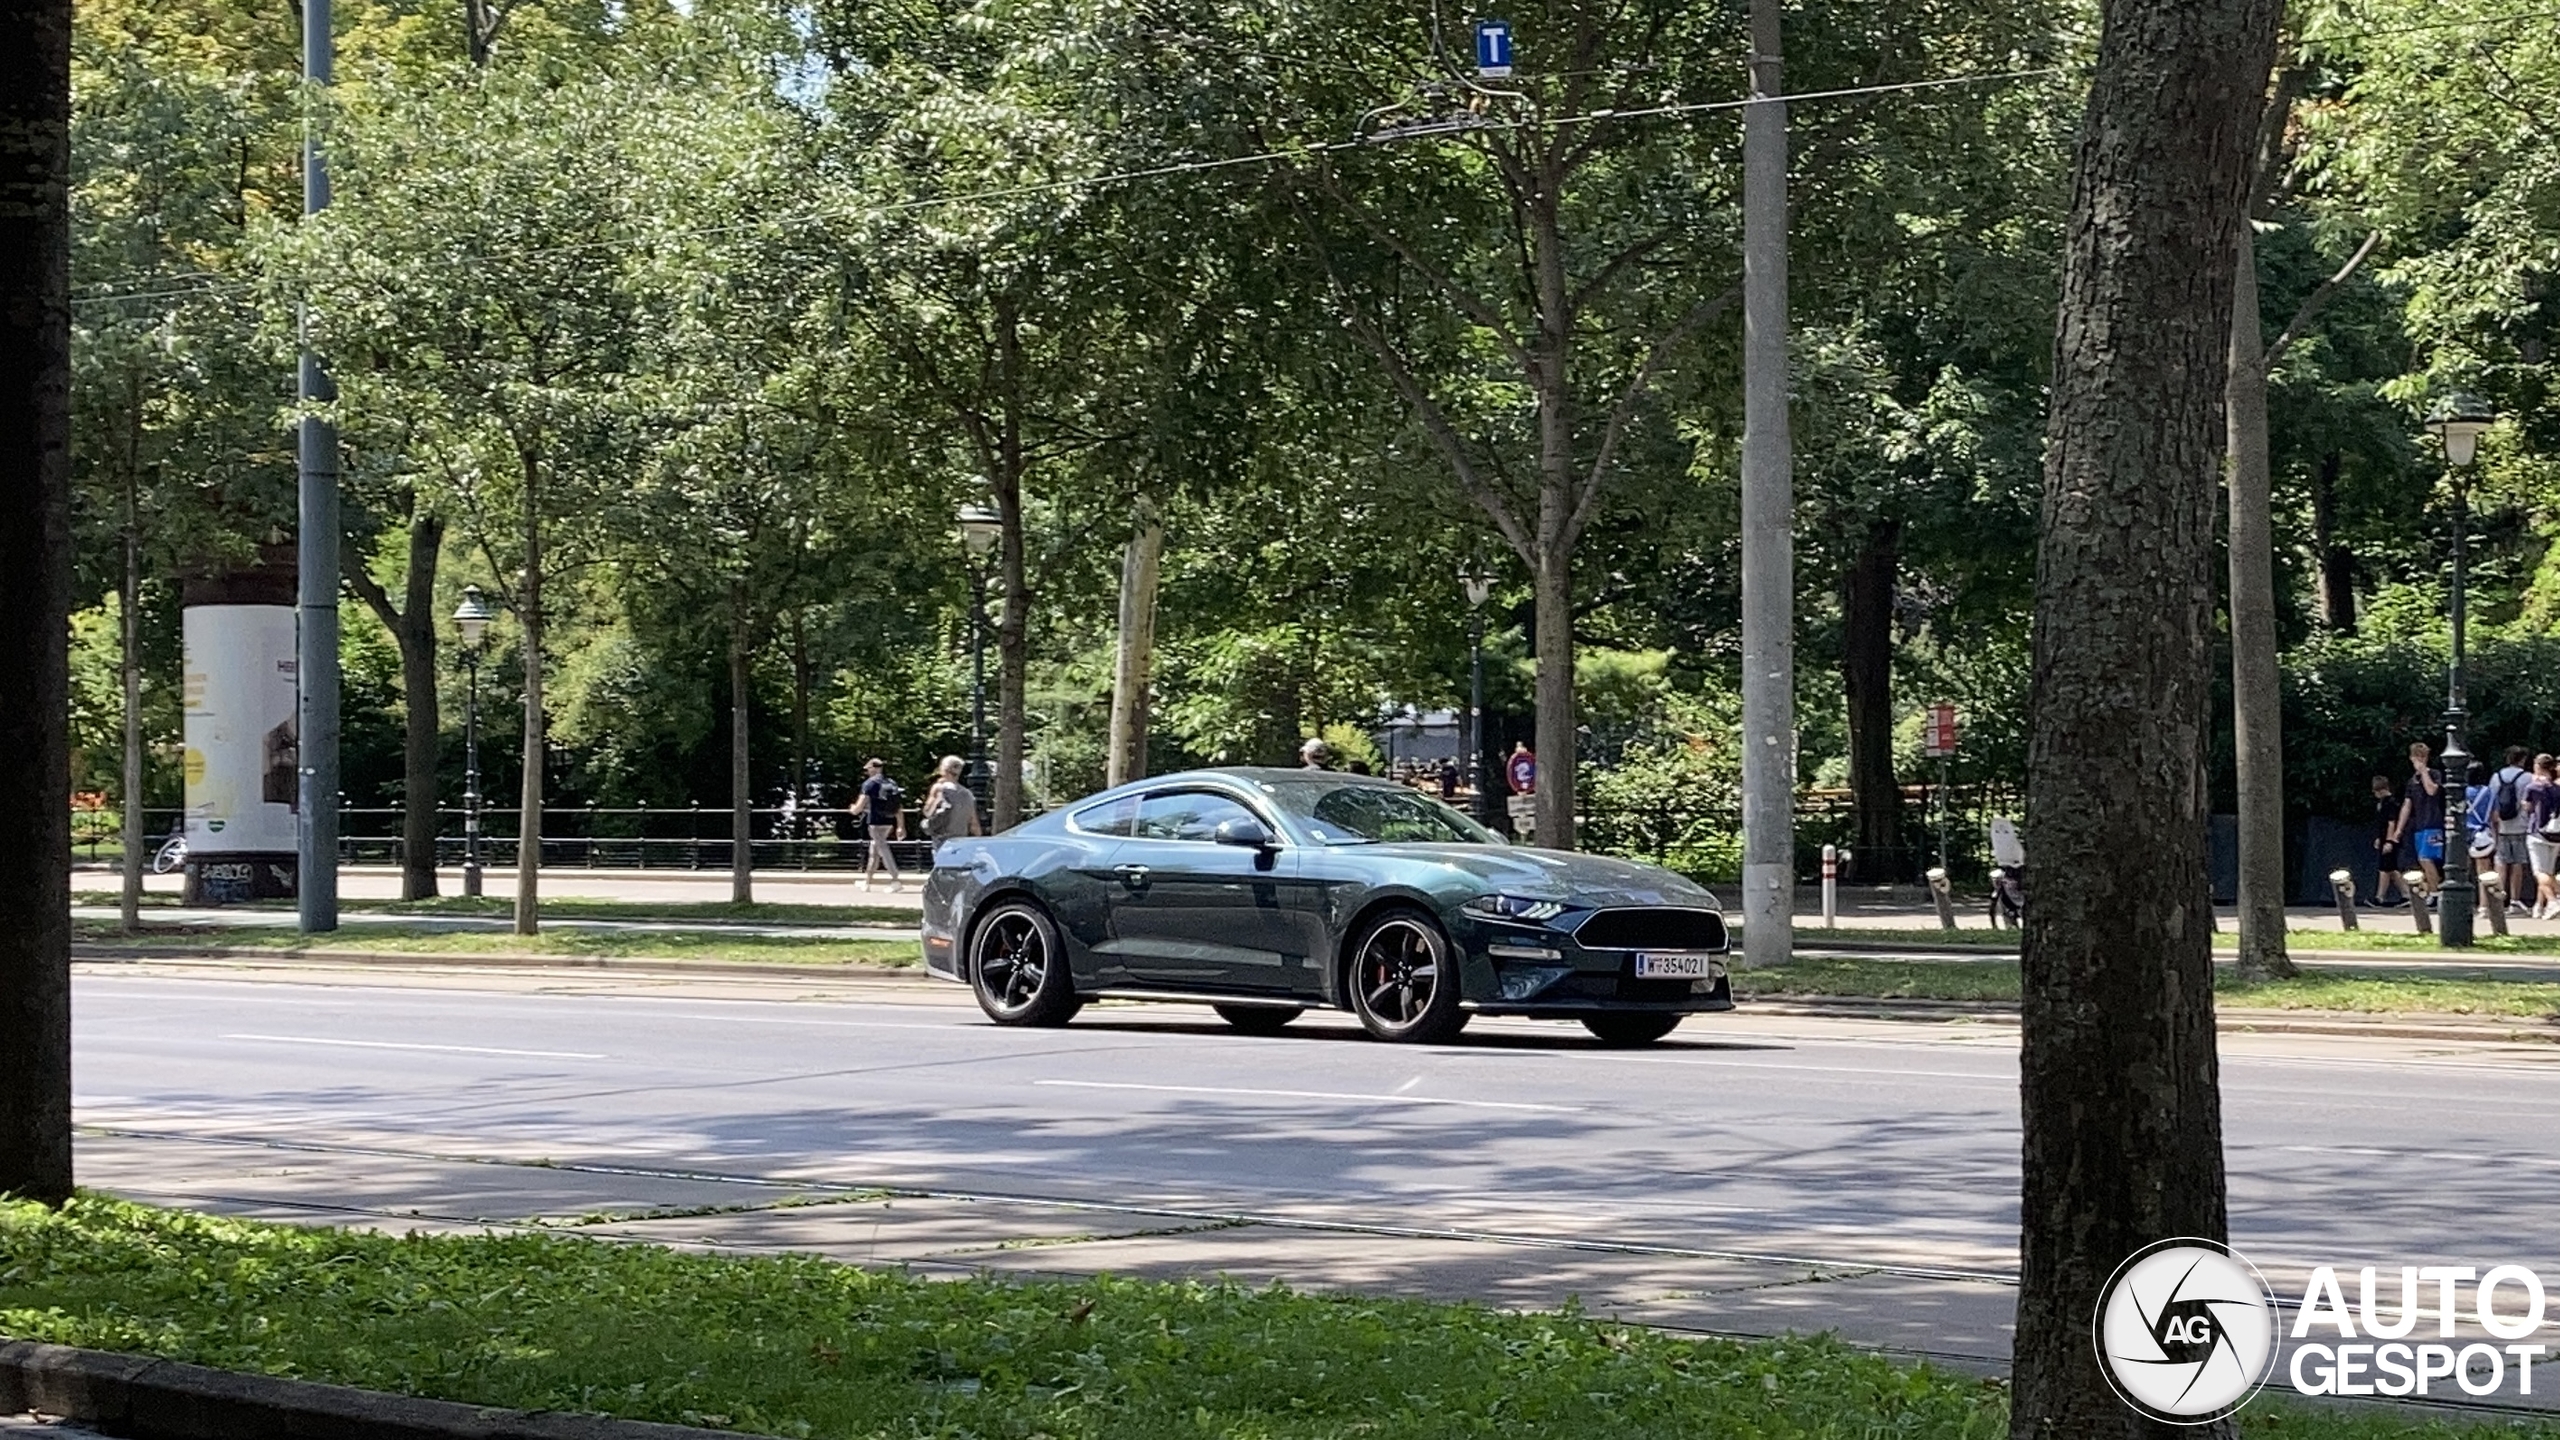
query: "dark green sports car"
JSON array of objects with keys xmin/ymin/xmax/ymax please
[{"xmin": 920, "ymin": 767, "xmax": 1731, "ymax": 1045}]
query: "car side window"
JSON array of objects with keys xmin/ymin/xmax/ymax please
[
  {"xmin": 1071, "ymin": 796, "xmax": 1137, "ymax": 837},
  {"xmin": 1132, "ymin": 790, "xmax": 1259, "ymax": 843}
]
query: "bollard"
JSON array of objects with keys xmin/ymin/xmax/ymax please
[
  {"xmin": 2328, "ymin": 868, "xmax": 2358, "ymax": 932},
  {"xmin": 1925, "ymin": 867, "xmax": 1958, "ymax": 931},
  {"xmin": 2404, "ymin": 870, "xmax": 2432, "ymax": 936},
  {"xmin": 1821, "ymin": 844, "xmax": 1838, "ymax": 929},
  {"xmin": 2483, "ymin": 876, "xmax": 2511, "ymax": 938}
]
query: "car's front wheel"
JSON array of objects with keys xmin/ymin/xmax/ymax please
[
  {"xmin": 1581, "ymin": 1012, "xmax": 1682, "ymax": 1046},
  {"xmin": 1213, "ymin": 1004, "xmax": 1303, "ymax": 1035},
  {"xmin": 970, "ymin": 900, "xmax": 1079, "ymax": 1027},
  {"xmin": 1345, "ymin": 908, "xmax": 1468, "ymax": 1044}
]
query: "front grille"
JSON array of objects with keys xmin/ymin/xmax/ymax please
[{"xmin": 1571, "ymin": 907, "xmax": 1728, "ymax": 952}]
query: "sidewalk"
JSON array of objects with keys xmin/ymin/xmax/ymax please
[{"xmin": 70, "ymin": 865, "xmax": 928, "ymax": 912}]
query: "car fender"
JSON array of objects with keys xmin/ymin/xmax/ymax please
[{"xmin": 1324, "ymin": 885, "xmax": 1465, "ymax": 1008}]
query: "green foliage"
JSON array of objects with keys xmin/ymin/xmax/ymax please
[{"xmin": 1578, "ymin": 689, "xmax": 1743, "ymax": 881}]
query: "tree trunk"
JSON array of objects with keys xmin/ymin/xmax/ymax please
[
  {"xmin": 1843, "ymin": 518, "xmax": 1902, "ymax": 875},
  {"xmin": 2012, "ymin": 0, "xmax": 2276, "ymax": 1434},
  {"xmin": 2226, "ymin": 226, "xmax": 2294, "ymax": 981},
  {"xmin": 729, "ymin": 599, "xmax": 753, "ymax": 905},
  {"xmin": 120, "ymin": 431, "xmax": 143, "ymax": 933},
  {"xmin": 396, "ymin": 513, "xmax": 443, "ymax": 901},
  {"xmin": 0, "ymin": 0, "xmax": 76, "ymax": 1206},
  {"xmin": 2309, "ymin": 451, "xmax": 2355, "ymax": 631},
  {"xmin": 791, "ymin": 608, "xmax": 810, "ymax": 796},
  {"xmin": 991, "ymin": 295, "xmax": 1029, "ymax": 829},
  {"xmin": 1530, "ymin": 553, "xmax": 1576, "ymax": 849},
  {"xmin": 1106, "ymin": 496, "xmax": 1164, "ymax": 789},
  {"xmin": 513, "ymin": 452, "xmax": 544, "ymax": 937},
  {"xmin": 1530, "ymin": 175, "xmax": 1578, "ymax": 852}
]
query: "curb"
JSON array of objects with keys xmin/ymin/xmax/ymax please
[
  {"xmin": 0, "ymin": 1340, "xmax": 734, "ymax": 1440},
  {"xmin": 1744, "ymin": 994, "xmax": 2560, "ymax": 1044},
  {"xmin": 69, "ymin": 944, "xmax": 918, "ymax": 983}
]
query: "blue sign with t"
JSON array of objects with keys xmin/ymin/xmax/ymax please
[{"xmin": 1474, "ymin": 19, "xmax": 1513, "ymax": 78}]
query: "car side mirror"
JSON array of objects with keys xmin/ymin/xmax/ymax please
[{"xmin": 1213, "ymin": 817, "xmax": 1275, "ymax": 851}]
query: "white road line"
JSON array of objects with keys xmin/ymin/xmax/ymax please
[
  {"xmin": 1034, "ymin": 1079, "xmax": 1582, "ymax": 1113},
  {"xmin": 220, "ymin": 1033, "xmax": 606, "ymax": 1059}
]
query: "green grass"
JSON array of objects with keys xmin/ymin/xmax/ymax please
[
  {"xmin": 70, "ymin": 919, "xmax": 920, "ymax": 968},
  {"xmin": 0, "ymin": 1198, "xmax": 2538, "ymax": 1440},
  {"xmin": 1741, "ymin": 955, "xmax": 2560, "ymax": 1019}
]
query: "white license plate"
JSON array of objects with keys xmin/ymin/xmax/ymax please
[{"xmin": 1634, "ymin": 953, "xmax": 1720, "ymax": 979}]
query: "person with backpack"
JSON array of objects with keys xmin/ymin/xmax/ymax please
[
  {"xmin": 2525, "ymin": 752, "xmax": 2560, "ymax": 921},
  {"xmin": 2491, "ymin": 745, "xmax": 2536, "ymax": 915},
  {"xmin": 857, "ymin": 758, "xmax": 906, "ymax": 889},
  {"xmin": 923, "ymin": 755, "xmax": 982, "ymax": 846}
]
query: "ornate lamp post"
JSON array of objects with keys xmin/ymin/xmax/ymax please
[
  {"xmin": 1460, "ymin": 566, "xmax": 1493, "ymax": 825},
  {"xmin": 451, "ymin": 585, "xmax": 494, "ymax": 899},
  {"xmin": 2427, "ymin": 394, "xmax": 2495, "ymax": 948},
  {"xmin": 957, "ymin": 503, "xmax": 1002, "ymax": 814}
]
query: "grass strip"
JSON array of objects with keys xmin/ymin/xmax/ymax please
[
  {"xmin": 1741, "ymin": 955, "xmax": 2560, "ymax": 1018},
  {"xmin": 0, "ymin": 1197, "xmax": 2536, "ymax": 1439},
  {"xmin": 70, "ymin": 919, "xmax": 918, "ymax": 968}
]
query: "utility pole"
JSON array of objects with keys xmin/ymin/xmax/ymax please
[
  {"xmin": 295, "ymin": 0, "xmax": 340, "ymax": 933},
  {"xmin": 1739, "ymin": 0, "xmax": 1794, "ymax": 970}
]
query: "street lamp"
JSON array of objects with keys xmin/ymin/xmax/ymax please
[
  {"xmin": 2426, "ymin": 393, "xmax": 2495, "ymax": 947},
  {"xmin": 1459, "ymin": 565, "xmax": 1494, "ymax": 826},
  {"xmin": 957, "ymin": 502, "xmax": 1002, "ymax": 813},
  {"xmin": 451, "ymin": 584, "xmax": 495, "ymax": 899}
]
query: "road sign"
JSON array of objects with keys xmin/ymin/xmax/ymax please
[
  {"xmin": 1923, "ymin": 703, "xmax": 1958, "ymax": 759},
  {"xmin": 1474, "ymin": 19, "xmax": 1514, "ymax": 78}
]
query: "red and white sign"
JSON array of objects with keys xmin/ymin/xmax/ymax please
[{"xmin": 1923, "ymin": 703, "xmax": 1959, "ymax": 759}]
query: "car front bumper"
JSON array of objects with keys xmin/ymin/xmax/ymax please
[{"xmin": 1453, "ymin": 917, "xmax": 1735, "ymax": 1015}]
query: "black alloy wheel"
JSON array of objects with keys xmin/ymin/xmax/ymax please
[
  {"xmin": 1213, "ymin": 1004, "xmax": 1304, "ymax": 1035},
  {"xmin": 969, "ymin": 900, "xmax": 1079, "ymax": 1026},
  {"xmin": 1345, "ymin": 908, "xmax": 1468, "ymax": 1044},
  {"xmin": 1580, "ymin": 1012, "xmax": 1683, "ymax": 1046}
]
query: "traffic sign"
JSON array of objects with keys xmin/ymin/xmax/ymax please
[
  {"xmin": 1923, "ymin": 703, "xmax": 1959, "ymax": 759},
  {"xmin": 1474, "ymin": 19, "xmax": 1514, "ymax": 78}
]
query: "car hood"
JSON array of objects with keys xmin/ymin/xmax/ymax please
[{"xmin": 1372, "ymin": 843, "xmax": 1722, "ymax": 910}]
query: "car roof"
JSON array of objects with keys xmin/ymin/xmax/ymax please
[{"xmin": 1057, "ymin": 766, "xmax": 1398, "ymax": 811}]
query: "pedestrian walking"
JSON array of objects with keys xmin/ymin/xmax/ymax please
[
  {"xmin": 2397, "ymin": 741, "xmax": 2445, "ymax": 902},
  {"xmin": 856, "ymin": 758, "xmax": 905, "ymax": 889},
  {"xmin": 1437, "ymin": 757, "xmax": 1459, "ymax": 800},
  {"xmin": 2527, "ymin": 752, "xmax": 2560, "ymax": 921},
  {"xmin": 923, "ymin": 756, "xmax": 982, "ymax": 844},
  {"xmin": 2369, "ymin": 773, "xmax": 2408, "ymax": 907},
  {"xmin": 2490, "ymin": 745, "xmax": 2536, "ymax": 914}
]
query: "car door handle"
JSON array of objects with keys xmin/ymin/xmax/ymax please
[{"xmin": 1114, "ymin": 864, "xmax": 1151, "ymax": 887}]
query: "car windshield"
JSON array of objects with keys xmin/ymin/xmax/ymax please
[{"xmin": 1263, "ymin": 780, "xmax": 1502, "ymax": 846}]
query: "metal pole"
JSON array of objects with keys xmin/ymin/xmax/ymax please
[
  {"xmin": 1738, "ymin": 0, "xmax": 1794, "ymax": 969},
  {"xmin": 462, "ymin": 648, "xmax": 482, "ymax": 898},
  {"xmin": 2441, "ymin": 483, "xmax": 2475, "ymax": 947},
  {"xmin": 294, "ymin": 0, "xmax": 339, "ymax": 932},
  {"xmin": 1469, "ymin": 607, "xmax": 1488, "ymax": 825}
]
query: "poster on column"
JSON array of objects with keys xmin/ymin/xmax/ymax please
[{"xmin": 183, "ymin": 603, "xmax": 299, "ymax": 900}]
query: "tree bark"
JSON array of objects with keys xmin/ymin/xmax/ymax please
[
  {"xmin": 729, "ymin": 596, "xmax": 753, "ymax": 905},
  {"xmin": 513, "ymin": 449, "xmax": 544, "ymax": 936},
  {"xmin": 2309, "ymin": 451, "xmax": 2355, "ymax": 631},
  {"xmin": 2226, "ymin": 225, "xmax": 2294, "ymax": 981},
  {"xmin": 991, "ymin": 294, "xmax": 1029, "ymax": 830},
  {"xmin": 1106, "ymin": 496, "xmax": 1164, "ymax": 789},
  {"xmin": 2013, "ymin": 0, "xmax": 2277, "ymax": 1434},
  {"xmin": 0, "ymin": 0, "xmax": 76, "ymax": 1206},
  {"xmin": 1530, "ymin": 175, "xmax": 1578, "ymax": 851},
  {"xmin": 1843, "ymin": 518, "xmax": 1902, "ymax": 875},
  {"xmin": 1530, "ymin": 553, "xmax": 1575, "ymax": 849},
  {"xmin": 396, "ymin": 514, "xmax": 443, "ymax": 900},
  {"xmin": 120, "ymin": 412, "xmax": 144, "ymax": 933}
]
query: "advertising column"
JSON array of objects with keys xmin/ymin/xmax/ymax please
[{"xmin": 182, "ymin": 567, "xmax": 300, "ymax": 903}]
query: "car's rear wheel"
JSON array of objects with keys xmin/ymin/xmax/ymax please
[
  {"xmin": 1345, "ymin": 908, "xmax": 1468, "ymax": 1044},
  {"xmin": 1581, "ymin": 1012, "xmax": 1682, "ymax": 1046},
  {"xmin": 1213, "ymin": 1004, "xmax": 1303, "ymax": 1035},
  {"xmin": 970, "ymin": 900, "xmax": 1078, "ymax": 1027}
]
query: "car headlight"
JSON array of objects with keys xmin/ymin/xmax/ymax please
[{"xmin": 1461, "ymin": 895, "xmax": 1568, "ymax": 924}]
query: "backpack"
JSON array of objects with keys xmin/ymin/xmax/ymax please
[
  {"xmin": 872, "ymin": 778, "xmax": 903, "ymax": 819},
  {"xmin": 2496, "ymin": 768, "xmax": 2526, "ymax": 822},
  {"xmin": 924, "ymin": 783, "xmax": 966, "ymax": 839}
]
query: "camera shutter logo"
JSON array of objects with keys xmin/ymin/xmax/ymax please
[{"xmin": 2093, "ymin": 1238, "xmax": 2277, "ymax": 1423}]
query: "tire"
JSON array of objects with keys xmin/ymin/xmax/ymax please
[
  {"xmin": 1213, "ymin": 1004, "xmax": 1303, "ymax": 1036},
  {"xmin": 968, "ymin": 900, "xmax": 1079, "ymax": 1027},
  {"xmin": 1344, "ymin": 907, "xmax": 1469, "ymax": 1044},
  {"xmin": 1581, "ymin": 1012, "xmax": 1683, "ymax": 1046}
]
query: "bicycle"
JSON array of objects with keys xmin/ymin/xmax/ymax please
[{"xmin": 150, "ymin": 832, "xmax": 188, "ymax": 874}]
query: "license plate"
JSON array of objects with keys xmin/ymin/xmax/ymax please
[{"xmin": 1634, "ymin": 952, "xmax": 1720, "ymax": 979}]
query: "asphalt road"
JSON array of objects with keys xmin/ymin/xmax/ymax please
[{"xmin": 63, "ymin": 962, "xmax": 2560, "ymax": 1405}]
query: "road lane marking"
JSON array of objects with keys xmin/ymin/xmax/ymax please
[
  {"xmin": 1033, "ymin": 1079, "xmax": 1580, "ymax": 1113},
  {"xmin": 221, "ymin": 1033, "xmax": 606, "ymax": 1059}
]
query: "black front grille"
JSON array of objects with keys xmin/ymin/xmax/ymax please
[{"xmin": 1571, "ymin": 907, "xmax": 1728, "ymax": 951}]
